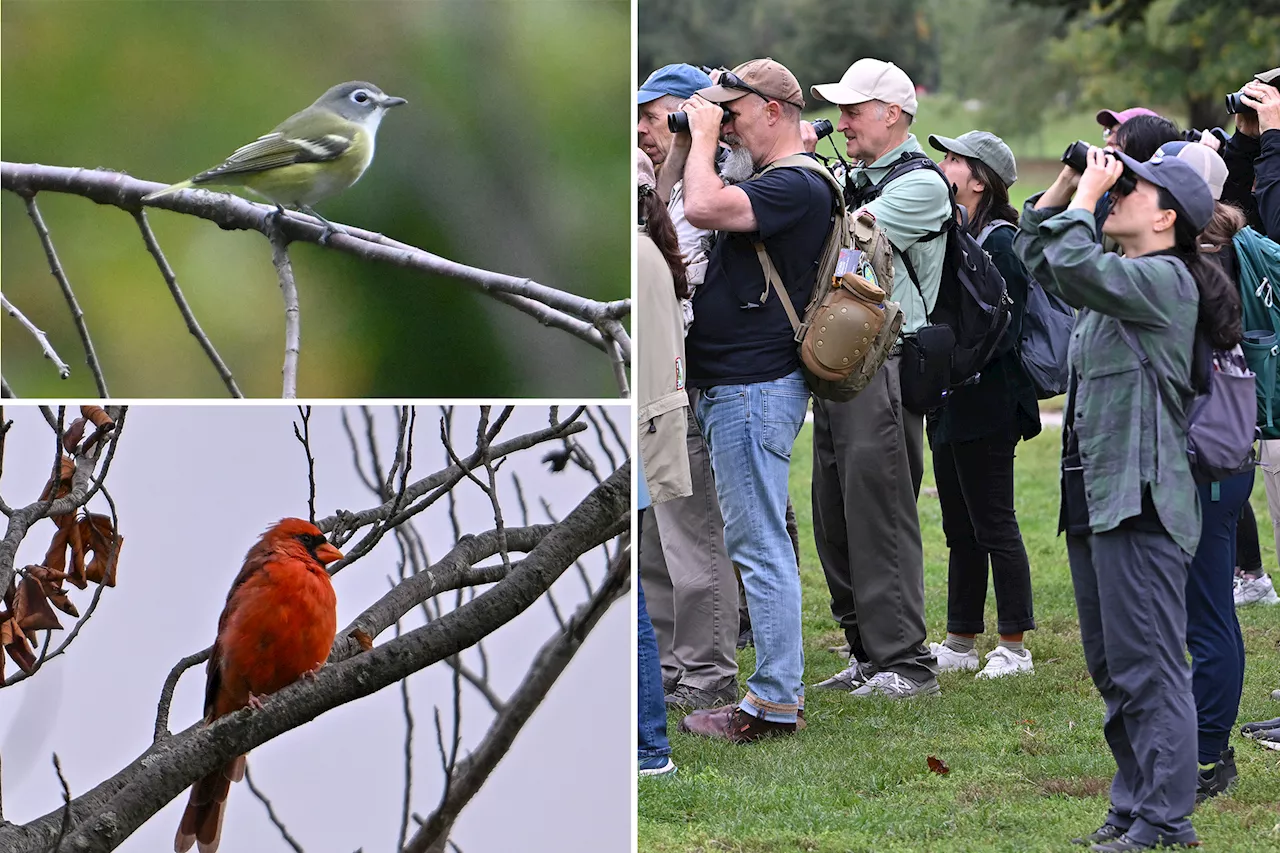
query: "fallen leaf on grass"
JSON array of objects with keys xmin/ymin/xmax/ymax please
[{"xmin": 927, "ymin": 755, "xmax": 950, "ymax": 775}]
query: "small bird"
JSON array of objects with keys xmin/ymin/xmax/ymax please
[
  {"xmin": 144, "ymin": 81, "xmax": 406, "ymax": 241},
  {"xmin": 174, "ymin": 518, "xmax": 343, "ymax": 853}
]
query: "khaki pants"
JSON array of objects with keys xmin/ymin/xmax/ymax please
[{"xmin": 1257, "ymin": 440, "xmax": 1280, "ymax": 566}]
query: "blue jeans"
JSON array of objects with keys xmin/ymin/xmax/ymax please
[
  {"xmin": 1187, "ymin": 470, "xmax": 1253, "ymax": 763},
  {"xmin": 696, "ymin": 369, "xmax": 809, "ymax": 722},
  {"xmin": 637, "ymin": 515, "xmax": 671, "ymax": 761}
]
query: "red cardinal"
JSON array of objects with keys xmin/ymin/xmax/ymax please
[{"xmin": 174, "ymin": 518, "xmax": 343, "ymax": 853}]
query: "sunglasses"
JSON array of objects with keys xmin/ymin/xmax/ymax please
[{"xmin": 720, "ymin": 71, "xmax": 774, "ymax": 104}]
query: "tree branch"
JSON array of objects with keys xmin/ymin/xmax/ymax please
[
  {"xmin": 1, "ymin": 294, "xmax": 70, "ymax": 380},
  {"xmin": 269, "ymin": 230, "xmax": 301, "ymax": 399}
]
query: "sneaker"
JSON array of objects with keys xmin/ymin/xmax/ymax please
[
  {"xmin": 976, "ymin": 646, "xmax": 1034, "ymax": 679},
  {"xmin": 1195, "ymin": 747, "xmax": 1237, "ymax": 803},
  {"xmin": 849, "ymin": 670, "xmax": 941, "ymax": 699},
  {"xmin": 1240, "ymin": 717, "xmax": 1280, "ymax": 737},
  {"xmin": 811, "ymin": 659, "xmax": 876, "ymax": 691},
  {"xmin": 664, "ymin": 683, "xmax": 738, "ymax": 711},
  {"xmin": 1090, "ymin": 832, "xmax": 1199, "ymax": 851},
  {"xmin": 1256, "ymin": 729, "xmax": 1280, "ymax": 751},
  {"xmin": 1233, "ymin": 573, "xmax": 1280, "ymax": 606},
  {"xmin": 827, "ymin": 641, "xmax": 851, "ymax": 656},
  {"xmin": 929, "ymin": 641, "xmax": 979, "ymax": 672},
  {"xmin": 1073, "ymin": 824, "xmax": 1126, "ymax": 846},
  {"xmin": 638, "ymin": 756, "xmax": 677, "ymax": 777}
]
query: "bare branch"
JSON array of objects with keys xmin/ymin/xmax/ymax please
[
  {"xmin": 53, "ymin": 754, "xmax": 72, "ymax": 853},
  {"xmin": 293, "ymin": 407, "xmax": 317, "ymax": 526},
  {"xmin": 20, "ymin": 194, "xmax": 108, "ymax": 396},
  {"xmin": 132, "ymin": 210, "xmax": 243, "ymax": 397},
  {"xmin": 1, "ymin": 293, "xmax": 70, "ymax": 380},
  {"xmin": 269, "ymin": 230, "xmax": 301, "ymax": 399},
  {"xmin": 243, "ymin": 764, "xmax": 306, "ymax": 853},
  {"xmin": 153, "ymin": 648, "xmax": 211, "ymax": 742}
]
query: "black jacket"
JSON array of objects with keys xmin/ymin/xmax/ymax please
[
  {"xmin": 927, "ymin": 222, "xmax": 1042, "ymax": 446},
  {"xmin": 1222, "ymin": 129, "xmax": 1280, "ymax": 242}
]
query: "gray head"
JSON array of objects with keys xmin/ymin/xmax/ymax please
[{"xmin": 315, "ymin": 81, "xmax": 407, "ymax": 123}]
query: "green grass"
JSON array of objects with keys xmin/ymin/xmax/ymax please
[{"xmin": 638, "ymin": 425, "xmax": 1280, "ymax": 853}]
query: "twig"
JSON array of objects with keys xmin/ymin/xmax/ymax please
[
  {"xmin": 397, "ymin": 644, "xmax": 414, "ymax": 853},
  {"xmin": 131, "ymin": 210, "xmax": 242, "ymax": 397},
  {"xmin": 605, "ymin": 336, "xmax": 629, "ymax": 398},
  {"xmin": 1, "ymin": 377, "xmax": 14, "ymax": 398},
  {"xmin": 269, "ymin": 229, "xmax": 301, "ymax": 399},
  {"xmin": 293, "ymin": 406, "xmax": 317, "ymax": 526},
  {"xmin": 1, "ymin": 294, "xmax": 70, "ymax": 380},
  {"xmin": 52, "ymin": 754, "xmax": 71, "ymax": 853},
  {"xmin": 153, "ymin": 648, "xmax": 212, "ymax": 741},
  {"xmin": 243, "ymin": 765, "xmax": 305, "ymax": 853},
  {"xmin": 21, "ymin": 195, "xmax": 108, "ymax": 396}
]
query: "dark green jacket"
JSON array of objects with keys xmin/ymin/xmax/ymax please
[{"xmin": 1016, "ymin": 200, "xmax": 1201, "ymax": 556}]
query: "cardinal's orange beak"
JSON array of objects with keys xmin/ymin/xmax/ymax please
[{"xmin": 315, "ymin": 542, "xmax": 344, "ymax": 565}]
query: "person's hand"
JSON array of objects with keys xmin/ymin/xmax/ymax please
[
  {"xmin": 1037, "ymin": 163, "xmax": 1082, "ymax": 209},
  {"xmin": 1242, "ymin": 81, "xmax": 1280, "ymax": 134},
  {"xmin": 1074, "ymin": 146, "xmax": 1123, "ymax": 207},
  {"xmin": 799, "ymin": 120, "xmax": 818, "ymax": 153},
  {"xmin": 681, "ymin": 94, "xmax": 724, "ymax": 143},
  {"xmin": 1198, "ymin": 130, "xmax": 1222, "ymax": 152}
]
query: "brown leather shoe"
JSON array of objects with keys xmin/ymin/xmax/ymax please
[{"xmin": 678, "ymin": 704, "xmax": 797, "ymax": 743}]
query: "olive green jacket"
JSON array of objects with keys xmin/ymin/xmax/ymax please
[{"xmin": 1015, "ymin": 201, "xmax": 1201, "ymax": 555}]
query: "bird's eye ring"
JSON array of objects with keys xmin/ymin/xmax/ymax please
[{"xmin": 352, "ymin": 90, "xmax": 371, "ymax": 104}]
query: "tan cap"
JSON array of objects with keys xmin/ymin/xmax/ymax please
[
  {"xmin": 696, "ymin": 58, "xmax": 805, "ymax": 109},
  {"xmin": 811, "ymin": 58, "xmax": 917, "ymax": 115},
  {"xmin": 1256, "ymin": 67, "xmax": 1280, "ymax": 84}
]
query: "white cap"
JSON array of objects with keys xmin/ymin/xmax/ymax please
[{"xmin": 811, "ymin": 59, "xmax": 917, "ymax": 115}]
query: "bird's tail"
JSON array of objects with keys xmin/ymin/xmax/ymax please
[
  {"xmin": 142, "ymin": 179, "xmax": 195, "ymax": 203},
  {"xmin": 173, "ymin": 754, "xmax": 245, "ymax": 853}
]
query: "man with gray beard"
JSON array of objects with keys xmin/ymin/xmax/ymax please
[{"xmin": 673, "ymin": 58, "xmax": 832, "ymax": 742}]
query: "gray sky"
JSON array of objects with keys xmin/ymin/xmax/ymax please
[{"xmin": 0, "ymin": 404, "xmax": 630, "ymax": 852}]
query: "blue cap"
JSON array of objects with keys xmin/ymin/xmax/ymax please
[
  {"xmin": 638, "ymin": 64, "xmax": 712, "ymax": 105},
  {"xmin": 1115, "ymin": 149, "xmax": 1215, "ymax": 232}
]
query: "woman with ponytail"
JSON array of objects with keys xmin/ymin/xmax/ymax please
[{"xmin": 1016, "ymin": 146, "xmax": 1217, "ymax": 852}]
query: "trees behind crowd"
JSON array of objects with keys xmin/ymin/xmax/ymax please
[{"xmin": 640, "ymin": 0, "xmax": 1279, "ymax": 142}]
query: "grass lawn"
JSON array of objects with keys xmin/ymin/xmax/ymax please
[{"xmin": 638, "ymin": 424, "xmax": 1280, "ymax": 853}]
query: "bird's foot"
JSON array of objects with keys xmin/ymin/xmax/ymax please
[
  {"xmin": 246, "ymin": 693, "xmax": 267, "ymax": 711},
  {"xmin": 302, "ymin": 664, "xmax": 324, "ymax": 682}
]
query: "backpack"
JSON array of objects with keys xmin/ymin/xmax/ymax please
[
  {"xmin": 751, "ymin": 154, "xmax": 904, "ymax": 402},
  {"xmin": 1234, "ymin": 226, "xmax": 1280, "ymax": 438},
  {"xmin": 849, "ymin": 152, "xmax": 1013, "ymax": 411},
  {"xmin": 976, "ymin": 220, "xmax": 1075, "ymax": 399},
  {"xmin": 1117, "ymin": 324, "xmax": 1256, "ymax": 485}
]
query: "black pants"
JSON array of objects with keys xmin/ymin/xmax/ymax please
[
  {"xmin": 1236, "ymin": 498, "xmax": 1262, "ymax": 574},
  {"xmin": 932, "ymin": 433, "xmax": 1035, "ymax": 635}
]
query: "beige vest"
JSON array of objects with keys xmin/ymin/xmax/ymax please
[{"xmin": 637, "ymin": 232, "xmax": 692, "ymax": 504}]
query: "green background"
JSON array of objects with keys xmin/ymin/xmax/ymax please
[{"xmin": 2, "ymin": 0, "xmax": 629, "ymax": 398}]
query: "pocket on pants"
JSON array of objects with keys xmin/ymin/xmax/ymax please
[
  {"xmin": 640, "ymin": 408, "xmax": 692, "ymax": 503},
  {"xmin": 762, "ymin": 378, "xmax": 810, "ymax": 459},
  {"xmin": 1260, "ymin": 439, "xmax": 1280, "ymax": 475}
]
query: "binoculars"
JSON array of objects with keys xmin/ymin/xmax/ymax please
[
  {"xmin": 667, "ymin": 112, "xmax": 835, "ymax": 139},
  {"xmin": 1226, "ymin": 91, "xmax": 1256, "ymax": 116},
  {"xmin": 1061, "ymin": 140, "xmax": 1137, "ymax": 195}
]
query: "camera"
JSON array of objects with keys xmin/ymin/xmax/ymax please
[
  {"xmin": 1183, "ymin": 127, "xmax": 1230, "ymax": 147},
  {"xmin": 812, "ymin": 118, "xmax": 834, "ymax": 140},
  {"xmin": 667, "ymin": 109, "xmax": 731, "ymax": 134},
  {"xmin": 1061, "ymin": 140, "xmax": 1136, "ymax": 195},
  {"xmin": 1225, "ymin": 91, "xmax": 1256, "ymax": 116}
]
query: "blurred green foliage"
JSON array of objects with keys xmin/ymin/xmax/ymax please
[{"xmin": 2, "ymin": 0, "xmax": 629, "ymax": 398}]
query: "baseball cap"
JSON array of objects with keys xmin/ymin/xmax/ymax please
[
  {"xmin": 637, "ymin": 148, "xmax": 656, "ymax": 190},
  {"xmin": 1156, "ymin": 141, "xmax": 1227, "ymax": 201},
  {"xmin": 1114, "ymin": 149, "xmax": 1215, "ymax": 232},
  {"xmin": 928, "ymin": 131, "xmax": 1018, "ymax": 187},
  {"xmin": 638, "ymin": 64, "xmax": 713, "ymax": 105},
  {"xmin": 1255, "ymin": 67, "xmax": 1280, "ymax": 84},
  {"xmin": 811, "ymin": 59, "xmax": 918, "ymax": 116},
  {"xmin": 696, "ymin": 58, "xmax": 805, "ymax": 108},
  {"xmin": 1095, "ymin": 107, "xmax": 1159, "ymax": 128}
]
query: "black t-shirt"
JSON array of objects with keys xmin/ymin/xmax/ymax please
[{"xmin": 686, "ymin": 160, "xmax": 834, "ymax": 387}]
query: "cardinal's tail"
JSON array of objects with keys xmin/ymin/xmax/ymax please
[{"xmin": 173, "ymin": 754, "xmax": 245, "ymax": 853}]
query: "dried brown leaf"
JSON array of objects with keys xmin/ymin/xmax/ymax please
[
  {"xmin": 2, "ymin": 618, "xmax": 37, "ymax": 674},
  {"xmin": 80, "ymin": 405, "xmax": 114, "ymax": 431},
  {"xmin": 350, "ymin": 629, "xmax": 374, "ymax": 652},
  {"xmin": 926, "ymin": 755, "xmax": 950, "ymax": 775},
  {"xmin": 46, "ymin": 589, "xmax": 79, "ymax": 619},
  {"xmin": 62, "ymin": 418, "xmax": 86, "ymax": 454},
  {"xmin": 14, "ymin": 575, "xmax": 61, "ymax": 632},
  {"xmin": 81, "ymin": 514, "xmax": 122, "ymax": 587}
]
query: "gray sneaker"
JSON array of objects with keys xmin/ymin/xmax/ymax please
[
  {"xmin": 664, "ymin": 683, "xmax": 738, "ymax": 711},
  {"xmin": 849, "ymin": 670, "xmax": 941, "ymax": 699},
  {"xmin": 812, "ymin": 659, "xmax": 876, "ymax": 691}
]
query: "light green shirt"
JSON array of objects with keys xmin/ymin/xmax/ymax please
[{"xmin": 850, "ymin": 134, "xmax": 952, "ymax": 333}]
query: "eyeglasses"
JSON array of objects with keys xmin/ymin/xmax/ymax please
[{"xmin": 1102, "ymin": 126, "xmax": 1116, "ymax": 142}]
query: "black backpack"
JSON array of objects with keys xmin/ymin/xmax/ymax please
[{"xmin": 849, "ymin": 152, "xmax": 1013, "ymax": 411}]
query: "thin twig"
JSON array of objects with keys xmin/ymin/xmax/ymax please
[
  {"xmin": 1, "ymin": 377, "xmax": 14, "ymax": 398},
  {"xmin": 153, "ymin": 648, "xmax": 212, "ymax": 741},
  {"xmin": 21, "ymin": 195, "xmax": 108, "ymax": 396},
  {"xmin": 293, "ymin": 406, "xmax": 317, "ymax": 526},
  {"xmin": 52, "ymin": 754, "xmax": 71, "ymax": 853},
  {"xmin": 243, "ymin": 765, "xmax": 306, "ymax": 853},
  {"xmin": 132, "ymin": 210, "xmax": 242, "ymax": 397},
  {"xmin": 269, "ymin": 229, "xmax": 301, "ymax": 399},
  {"xmin": 1, "ymin": 293, "xmax": 70, "ymax": 380}
]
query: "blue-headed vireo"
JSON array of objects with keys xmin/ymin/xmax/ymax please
[{"xmin": 143, "ymin": 81, "xmax": 406, "ymax": 240}]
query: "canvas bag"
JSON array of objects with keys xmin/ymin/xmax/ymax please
[
  {"xmin": 1234, "ymin": 226, "xmax": 1280, "ymax": 438},
  {"xmin": 976, "ymin": 220, "xmax": 1075, "ymax": 399},
  {"xmin": 1117, "ymin": 325, "xmax": 1256, "ymax": 485},
  {"xmin": 751, "ymin": 154, "xmax": 904, "ymax": 402}
]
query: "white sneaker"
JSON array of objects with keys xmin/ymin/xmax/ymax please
[
  {"xmin": 976, "ymin": 646, "xmax": 1034, "ymax": 679},
  {"xmin": 1234, "ymin": 573, "xmax": 1280, "ymax": 606},
  {"xmin": 929, "ymin": 641, "xmax": 979, "ymax": 672}
]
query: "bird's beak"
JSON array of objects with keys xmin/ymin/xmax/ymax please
[
  {"xmin": 315, "ymin": 542, "xmax": 345, "ymax": 565},
  {"xmin": 380, "ymin": 95, "xmax": 407, "ymax": 108}
]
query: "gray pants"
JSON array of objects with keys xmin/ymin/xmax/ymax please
[
  {"xmin": 1067, "ymin": 527, "xmax": 1197, "ymax": 845},
  {"xmin": 811, "ymin": 356, "xmax": 935, "ymax": 682},
  {"xmin": 637, "ymin": 390, "xmax": 738, "ymax": 693}
]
